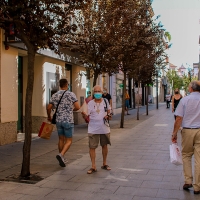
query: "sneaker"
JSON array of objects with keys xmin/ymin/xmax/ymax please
[
  {"xmin": 56, "ymin": 154, "xmax": 66, "ymax": 167},
  {"xmin": 64, "ymin": 158, "xmax": 68, "ymax": 164}
]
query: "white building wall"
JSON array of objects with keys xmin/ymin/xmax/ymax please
[
  {"xmin": 23, "ymin": 56, "xmax": 65, "ymax": 117},
  {"xmin": 71, "ymin": 65, "xmax": 87, "ymax": 104}
]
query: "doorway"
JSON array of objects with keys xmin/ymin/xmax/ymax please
[{"xmin": 17, "ymin": 56, "xmax": 23, "ymax": 132}]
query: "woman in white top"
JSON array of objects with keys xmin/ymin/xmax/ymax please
[{"xmin": 82, "ymin": 85, "xmax": 112, "ymax": 174}]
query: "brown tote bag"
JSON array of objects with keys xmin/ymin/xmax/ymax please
[{"xmin": 38, "ymin": 122, "xmax": 53, "ymax": 139}]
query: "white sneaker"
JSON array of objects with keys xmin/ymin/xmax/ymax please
[{"xmin": 64, "ymin": 159, "xmax": 68, "ymax": 164}]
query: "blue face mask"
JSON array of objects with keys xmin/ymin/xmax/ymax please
[{"xmin": 94, "ymin": 93, "xmax": 102, "ymax": 99}]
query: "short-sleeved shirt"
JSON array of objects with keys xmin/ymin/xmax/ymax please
[
  {"xmin": 87, "ymin": 99, "xmax": 111, "ymax": 134},
  {"xmin": 50, "ymin": 90, "xmax": 78, "ymax": 123},
  {"xmin": 165, "ymin": 94, "xmax": 171, "ymax": 101},
  {"xmin": 125, "ymin": 93, "xmax": 130, "ymax": 99},
  {"xmin": 175, "ymin": 92, "xmax": 200, "ymax": 128},
  {"xmin": 102, "ymin": 93, "xmax": 112, "ymax": 104}
]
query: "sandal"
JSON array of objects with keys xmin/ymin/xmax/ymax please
[
  {"xmin": 101, "ymin": 165, "xmax": 111, "ymax": 170},
  {"xmin": 87, "ymin": 168, "xmax": 97, "ymax": 174}
]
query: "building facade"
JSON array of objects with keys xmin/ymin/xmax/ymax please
[{"xmin": 0, "ymin": 28, "xmax": 87, "ymax": 145}]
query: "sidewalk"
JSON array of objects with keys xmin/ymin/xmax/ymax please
[{"xmin": 0, "ymin": 104, "xmax": 198, "ymax": 200}]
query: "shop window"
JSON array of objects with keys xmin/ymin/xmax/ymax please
[{"xmin": 46, "ymin": 72, "xmax": 60, "ymax": 104}]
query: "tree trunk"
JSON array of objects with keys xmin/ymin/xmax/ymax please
[
  {"xmin": 141, "ymin": 84, "xmax": 144, "ymax": 106},
  {"xmin": 132, "ymin": 79, "xmax": 135, "ymax": 109},
  {"xmin": 93, "ymin": 71, "xmax": 98, "ymax": 87},
  {"xmin": 120, "ymin": 72, "xmax": 126, "ymax": 128},
  {"xmin": 21, "ymin": 48, "xmax": 35, "ymax": 177},
  {"xmin": 156, "ymin": 75, "xmax": 158, "ymax": 109},
  {"xmin": 137, "ymin": 81, "xmax": 140, "ymax": 120},
  {"xmin": 146, "ymin": 86, "xmax": 148, "ymax": 115}
]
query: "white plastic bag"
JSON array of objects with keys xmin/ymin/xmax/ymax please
[{"xmin": 169, "ymin": 143, "xmax": 183, "ymax": 165}]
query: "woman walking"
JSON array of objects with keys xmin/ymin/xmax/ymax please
[{"xmin": 171, "ymin": 88, "xmax": 182, "ymax": 120}]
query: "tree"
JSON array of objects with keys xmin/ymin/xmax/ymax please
[
  {"xmin": 0, "ymin": 0, "xmax": 87, "ymax": 177},
  {"xmin": 105, "ymin": 0, "xmax": 166, "ymax": 126},
  {"xmin": 166, "ymin": 70, "xmax": 184, "ymax": 91},
  {"xmin": 66, "ymin": 0, "xmax": 167, "ymax": 127},
  {"xmin": 65, "ymin": 0, "xmax": 118, "ymax": 86},
  {"xmin": 182, "ymin": 70, "xmax": 197, "ymax": 93}
]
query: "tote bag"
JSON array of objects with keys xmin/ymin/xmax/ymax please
[{"xmin": 38, "ymin": 122, "xmax": 53, "ymax": 139}]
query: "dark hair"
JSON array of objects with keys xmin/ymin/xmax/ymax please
[{"xmin": 59, "ymin": 78, "xmax": 68, "ymax": 88}]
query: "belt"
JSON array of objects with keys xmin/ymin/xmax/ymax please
[{"xmin": 183, "ymin": 127, "xmax": 200, "ymax": 129}]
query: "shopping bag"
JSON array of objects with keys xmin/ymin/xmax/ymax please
[
  {"xmin": 169, "ymin": 143, "xmax": 183, "ymax": 165},
  {"xmin": 38, "ymin": 122, "xmax": 53, "ymax": 139}
]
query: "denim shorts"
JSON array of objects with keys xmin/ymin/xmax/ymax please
[{"xmin": 56, "ymin": 122, "xmax": 74, "ymax": 138}]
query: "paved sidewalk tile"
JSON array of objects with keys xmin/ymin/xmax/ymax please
[{"xmin": 0, "ymin": 104, "xmax": 199, "ymax": 200}]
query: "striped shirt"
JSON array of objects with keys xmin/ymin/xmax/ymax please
[{"xmin": 175, "ymin": 92, "xmax": 200, "ymax": 128}]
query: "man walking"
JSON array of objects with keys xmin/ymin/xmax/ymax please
[
  {"xmin": 171, "ymin": 81, "xmax": 200, "ymax": 195},
  {"xmin": 165, "ymin": 91, "xmax": 171, "ymax": 108},
  {"xmin": 82, "ymin": 85, "xmax": 112, "ymax": 174},
  {"xmin": 102, "ymin": 88, "xmax": 112, "ymax": 109},
  {"xmin": 47, "ymin": 78, "xmax": 80, "ymax": 167}
]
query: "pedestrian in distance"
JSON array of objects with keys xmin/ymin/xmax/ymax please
[
  {"xmin": 85, "ymin": 91, "xmax": 93, "ymax": 104},
  {"xmin": 102, "ymin": 87, "xmax": 112, "ymax": 113},
  {"xmin": 47, "ymin": 78, "xmax": 80, "ymax": 167},
  {"xmin": 165, "ymin": 91, "xmax": 171, "ymax": 108},
  {"xmin": 125, "ymin": 89, "xmax": 130, "ymax": 115},
  {"xmin": 171, "ymin": 81, "xmax": 200, "ymax": 195},
  {"xmin": 81, "ymin": 85, "xmax": 112, "ymax": 174},
  {"xmin": 171, "ymin": 88, "xmax": 182, "ymax": 119}
]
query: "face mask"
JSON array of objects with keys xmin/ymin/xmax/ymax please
[
  {"xmin": 103, "ymin": 90, "xmax": 107, "ymax": 94},
  {"xmin": 175, "ymin": 91, "xmax": 179, "ymax": 94},
  {"xmin": 94, "ymin": 93, "xmax": 102, "ymax": 99}
]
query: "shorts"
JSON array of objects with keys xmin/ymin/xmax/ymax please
[
  {"xmin": 56, "ymin": 122, "xmax": 74, "ymax": 138},
  {"xmin": 88, "ymin": 133, "xmax": 111, "ymax": 149},
  {"xmin": 125, "ymin": 99, "xmax": 129, "ymax": 108}
]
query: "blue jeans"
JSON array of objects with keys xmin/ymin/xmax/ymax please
[
  {"xmin": 56, "ymin": 122, "xmax": 74, "ymax": 138},
  {"xmin": 125, "ymin": 99, "xmax": 129, "ymax": 108}
]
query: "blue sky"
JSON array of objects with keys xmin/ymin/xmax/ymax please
[{"xmin": 152, "ymin": 0, "xmax": 200, "ymax": 68}]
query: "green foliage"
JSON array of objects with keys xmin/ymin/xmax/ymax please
[
  {"xmin": 182, "ymin": 73, "xmax": 198, "ymax": 93},
  {"xmin": 166, "ymin": 70, "xmax": 184, "ymax": 90},
  {"xmin": 164, "ymin": 31, "xmax": 171, "ymax": 42}
]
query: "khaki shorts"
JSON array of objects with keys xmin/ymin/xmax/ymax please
[{"xmin": 88, "ymin": 133, "xmax": 111, "ymax": 149}]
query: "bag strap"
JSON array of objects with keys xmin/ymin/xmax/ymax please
[
  {"xmin": 103, "ymin": 98, "xmax": 110, "ymax": 124},
  {"xmin": 103, "ymin": 98, "xmax": 108, "ymax": 110},
  {"xmin": 54, "ymin": 90, "xmax": 67, "ymax": 115}
]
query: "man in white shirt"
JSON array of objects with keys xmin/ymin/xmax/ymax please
[
  {"xmin": 171, "ymin": 81, "xmax": 200, "ymax": 195},
  {"xmin": 82, "ymin": 85, "xmax": 112, "ymax": 174},
  {"xmin": 165, "ymin": 92, "xmax": 171, "ymax": 108}
]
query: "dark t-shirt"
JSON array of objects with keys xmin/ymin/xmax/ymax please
[{"xmin": 102, "ymin": 93, "xmax": 112, "ymax": 104}]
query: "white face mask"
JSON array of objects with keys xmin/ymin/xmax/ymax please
[{"xmin": 103, "ymin": 90, "xmax": 107, "ymax": 94}]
